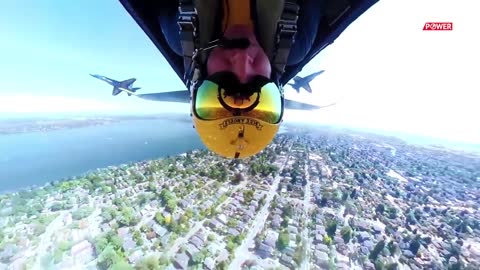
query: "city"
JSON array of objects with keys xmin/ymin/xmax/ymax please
[{"xmin": 0, "ymin": 129, "xmax": 479, "ymax": 270}]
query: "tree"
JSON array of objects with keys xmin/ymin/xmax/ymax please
[
  {"xmin": 375, "ymin": 258, "xmax": 385, "ymax": 270},
  {"xmin": 117, "ymin": 207, "xmax": 138, "ymax": 227},
  {"xmin": 282, "ymin": 204, "xmax": 293, "ymax": 218},
  {"xmin": 369, "ymin": 240, "xmax": 386, "ymax": 261},
  {"xmin": 226, "ymin": 240, "xmax": 236, "ymax": 252},
  {"xmin": 97, "ymin": 245, "xmax": 121, "ymax": 270},
  {"xmin": 111, "ymin": 260, "xmax": 133, "ymax": 270},
  {"xmin": 326, "ymin": 220, "xmax": 337, "ymax": 238},
  {"xmin": 385, "ymin": 263, "xmax": 399, "ymax": 270},
  {"xmin": 281, "ymin": 217, "xmax": 290, "ymax": 228},
  {"xmin": 166, "ymin": 199, "xmax": 177, "ymax": 213},
  {"xmin": 133, "ymin": 230, "xmax": 143, "ymax": 246},
  {"xmin": 243, "ymin": 190, "xmax": 254, "ymax": 204},
  {"xmin": 340, "ymin": 226, "xmax": 353, "ymax": 243},
  {"xmin": 323, "ymin": 235, "xmax": 333, "ymax": 246},
  {"xmin": 227, "ymin": 219, "xmax": 238, "ymax": 228},
  {"xmin": 101, "ymin": 207, "xmax": 117, "ymax": 223},
  {"xmin": 158, "ymin": 256, "xmax": 169, "ymax": 266},
  {"xmin": 277, "ymin": 232, "xmax": 290, "ymax": 251},
  {"xmin": 409, "ymin": 237, "xmax": 421, "ymax": 255},
  {"xmin": 208, "ymin": 234, "xmax": 215, "ymax": 241},
  {"xmin": 154, "ymin": 212, "xmax": 165, "ymax": 225},
  {"xmin": 232, "ymin": 173, "xmax": 245, "ymax": 184},
  {"xmin": 135, "ymin": 255, "xmax": 160, "ymax": 270},
  {"xmin": 387, "ymin": 241, "xmax": 400, "ymax": 256},
  {"xmin": 72, "ymin": 206, "xmax": 94, "ymax": 220},
  {"xmin": 94, "ymin": 236, "xmax": 109, "ymax": 254},
  {"xmin": 33, "ymin": 223, "xmax": 46, "ymax": 236},
  {"xmin": 376, "ymin": 204, "xmax": 385, "ymax": 215},
  {"xmin": 50, "ymin": 202, "xmax": 64, "ymax": 211}
]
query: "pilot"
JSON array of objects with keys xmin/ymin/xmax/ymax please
[{"xmin": 158, "ymin": 0, "xmax": 321, "ymax": 159}]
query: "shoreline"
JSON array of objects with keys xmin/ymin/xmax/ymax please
[{"xmin": 0, "ymin": 113, "xmax": 191, "ymax": 135}]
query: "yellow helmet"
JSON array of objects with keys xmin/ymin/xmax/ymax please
[{"xmin": 191, "ymin": 72, "xmax": 284, "ymax": 159}]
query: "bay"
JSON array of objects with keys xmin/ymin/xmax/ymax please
[{"xmin": 0, "ymin": 119, "xmax": 205, "ymax": 191}]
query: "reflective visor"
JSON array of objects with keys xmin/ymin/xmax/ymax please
[{"xmin": 194, "ymin": 77, "xmax": 283, "ymax": 124}]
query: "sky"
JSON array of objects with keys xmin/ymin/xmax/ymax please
[{"xmin": 0, "ymin": 0, "xmax": 479, "ymax": 144}]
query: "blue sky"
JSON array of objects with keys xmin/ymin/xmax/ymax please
[{"xmin": 0, "ymin": 0, "xmax": 479, "ymax": 144}]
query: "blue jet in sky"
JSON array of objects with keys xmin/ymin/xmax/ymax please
[
  {"xmin": 287, "ymin": 70, "xmax": 325, "ymax": 93},
  {"xmin": 90, "ymin": 74, "xmax": 141, "ymax": 96}
]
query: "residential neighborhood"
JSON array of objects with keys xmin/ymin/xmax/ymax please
[{"xmin": 0, "ymin": 129, "xmax": 479, "ymax": 269}]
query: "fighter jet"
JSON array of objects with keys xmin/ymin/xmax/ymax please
[
  {"xmin": 90, "ymin": 74, "xmax": 141, "ymax": 96},
  {"xmin": 90, "ymin": 74, "xmax": 331, "ymax": 110},
  {"xmin": 287, "ymin": 70, "xmax": 325, "ymax": 93}
]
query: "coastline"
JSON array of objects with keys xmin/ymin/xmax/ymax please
[{"xmin": 0, "ymin": 113, "xmax": 191, "ymax": 135}]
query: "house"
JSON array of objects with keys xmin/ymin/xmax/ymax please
[
  {"xmin": 315, "ymin": 225, "xmax": 326, "ymax": 235},
  {"xmin": 180, "ymin": 199, "xmax": 192, "ymax": 209},
  {"xmin": 173, "ymin": 252, "xmax": 189, "ymax": 270},
  {"xmin": 117, "ymin": 227, "xmax": 130, "ymax": 238},
  {"xmin": 217, "ymin": 214, "xmax": 228, "ymax": 225},
  {"xmin": 334, "ymin": 236, "xmax": 344, "ymax": 245},
  {"xmin": 315, "ymin": 244, "xmax": 329, "ymax": 253},
  {"xmin": 146, "ymin": 231, "xmax": 156, "ymax": 240},
  {"xmin": 228, "ymin": 228, "xmax": 240, "ymax": 237},
  {"xmin": 264, "ymin": 231, "xmax": 278, "ymax": 248},
  {"xmin": 186, "ymin": 243, "xmax": 200, "ymax": 259},
  {"xmin": 363, "ymin": 240, "xmax": 374, "ymax": 251},
  {"xmin": 283, "ymin": 246, "xmax": 294, "ymax": 257},
  {"xmin": 280, "ymin": 253, "xmax": 295, "ymax": 268},
  {"xmin": 272, "ymin": 215, "xmax": 282, "ymax": 229},
  {"xmin": 337, "ymin": 262, "xmax": 350, "ymax": 270},
  {"xmin": 190, "ymin": 235, "xmax": 204, "ymax": 249},
  {"xmin": 372, "ymin": 224, "xmax": 383, "ymax": 234},
  {"xmin": 207, "ymin": 241, "xmax": 223, "ymax": 255},
  {"xmin": 140, "ymin": 209, "xmax": 149, "ymax": 217},
  {"xmin": 216, "ymin": 249, "xmax": 230, "ymax": 263},
  {"xmin": 209, "ymin": 219, "xmax": 223, "ymax": 230},
  {"xmin": 257, "ymin": 243, "xmax": 273, "ymax": 259},
  {"xmin": 314, "ymin": 251, "xmax": 329, "ymax": 268},
  {"xmin": 122, "ymin": 234, "xmax": 137, "ymax": 251},
  {"xmin": 287, "ymin": 225, "xmax": 298, "ymax": 235},
  {"xmin": 244, "ymin": 210, "xmax": 255, "ymax": 220},
  {"xmin": 100, "ymin": 224, "xmax": 110, "ymax": 233},
  {"xmin": 314, "ymin": 233, "xmax": 323, "ymax": 244},
  {"xmin": 204, "ymin": 257, "xmax": 215, "ymax": 270},
  {"xmin": 71, "ymin": 240, "xmax": 94, "ymax": 265},
  {"xmin": 354, "ymin": 219, "xmax": 371, "ymax": 231},
  {"xmin": 236, "ymin": 222, "xmax": 246, "ymax": 232},
  {"xmin": 152, "ymin": 224, "xmax": 168, "ymax": 237},
  {"xmin": 358, "ymin": 232, "xmax": 371, "ymax": 242},
  {"xmin": 128, "ymin": 250, "xmax": 144, "ymax": 265}
]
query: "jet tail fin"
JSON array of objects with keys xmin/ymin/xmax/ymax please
[
  {"xmin": 128, "ymin": 87, "xmax": 141, "ymax": 96},
  {"xmin": 112, "ymin": 87, "xmax": 122, "ymax": 96}
]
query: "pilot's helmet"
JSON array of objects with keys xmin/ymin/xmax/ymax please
[{"xmin": 191, "ymin": 71, "xmax": 284, "ymax": 159}]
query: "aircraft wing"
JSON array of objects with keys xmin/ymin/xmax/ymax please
[
  {"xmin": 304, "ymin": 70, "xmax": 324, "ymax": 82},
  {"xmin": 137, "ymin": 90, "xmax": 191, "ymax": 103},
  {"xmin": 90, "ymin": 74, "xmax": 117, "ymax": 84},
  {"xmin": 302, "ymin": 84, "xmax": 313, "ymax": 93},
  {"xmin": 284, "ymin": 99, "xmax": 334, "ymax": 110},
  {"xmin": 137, "ymin": 90, "xmax": 328, "ymax": 111}
]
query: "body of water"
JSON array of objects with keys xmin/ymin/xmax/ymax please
[{"xmin": 0, "ymin": 119, "xmax": 205, "ymax": 191}]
